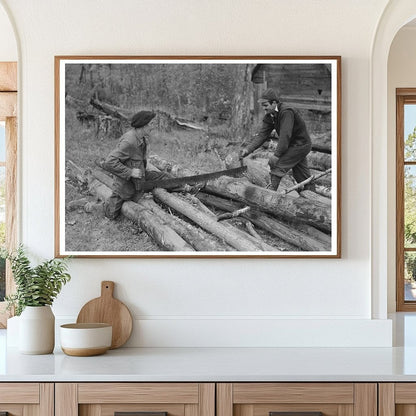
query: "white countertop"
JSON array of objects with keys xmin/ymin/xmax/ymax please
[
  {"xmin": 3, "ymin": 313, "xmax": 416, "ymax": 382},
  {"xmin": 2, "ymin": 345, "xmax": 416, "ymax": 382}
]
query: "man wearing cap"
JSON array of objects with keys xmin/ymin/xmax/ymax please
[
  {"xmin": 240, "ymin": 88, "xmax": 314, "ymax": 192},
  {"xmin": 103, "ymin": 110, "xmax": 166, "ymax": 219}
]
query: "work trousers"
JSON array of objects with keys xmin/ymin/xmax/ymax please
[
  {"xmin": 269, "ymin": 143, "xmax": 314, "ymax": 191},
  {"xmin": 104, "ymin": 170, "xmax": 169, "ymax": 220}
]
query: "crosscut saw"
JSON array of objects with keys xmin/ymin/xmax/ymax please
[{"xmin": 142, "ymin": 163, "xmax": 247, "ymax": 191}]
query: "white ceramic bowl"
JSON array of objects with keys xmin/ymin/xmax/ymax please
[{"xmin": 60, "ymin": 323, "xmax": 112, "ymax": 356}]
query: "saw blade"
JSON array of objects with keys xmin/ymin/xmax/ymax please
[{"xmin": 142, "ymin": 165, "xmax": 247, "ymax": 191}]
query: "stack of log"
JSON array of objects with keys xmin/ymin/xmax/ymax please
[{"xmin": 67, "ymin": 151, "xmax": 332, "ymax": 253}]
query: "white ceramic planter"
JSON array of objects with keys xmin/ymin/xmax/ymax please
[{"xmin": 19, "ymin": 305, "xmax": 55, "ymax": 354}]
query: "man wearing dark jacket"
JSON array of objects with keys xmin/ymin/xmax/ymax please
[
  {"xmin": 103, "ymin": 110, "xmax": 166, "ymax": 219},
  {"xmin": 240, "ymin": 88, "xmax": 314, "ymax": 191}
]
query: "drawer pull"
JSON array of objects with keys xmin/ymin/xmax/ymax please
[
  {"xmin": 270, "ymin": 413, "xmax": 323, "ymax": 416},
  {"xmin": 115, "ymin": 413, "xmax": 168, "ymax": 416},
  {"xmin": 0, "ymin": 412, "xmax": 8, "ymax": 416}
]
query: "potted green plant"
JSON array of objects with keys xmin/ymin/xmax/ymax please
[{"xmin": 4, "ymin": 246, "xmax": 71, "ymax": 354}]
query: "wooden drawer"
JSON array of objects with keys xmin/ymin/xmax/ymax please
[
  {"xmin": 55, "ymin": 383, "xmax": 215, "ymax": 416},
  {"xmin": 379, "ymin": 383, "xmax": 416, "ymax": 416},
  {"xmin": 217, "ymin": 383, "xmax": 377, "ymax": 416},
  {"xmin": 0, "ymin": 383, "xmax": 53, "ymax": 415}
]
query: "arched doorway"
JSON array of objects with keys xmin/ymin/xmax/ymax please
[
  {"xmin": 0, "ymin": 0, "xmax": 18, "ymax": 327},
  {"xmin": 371, "ymin": 1, "xmax": 416, "ymax": 318}
]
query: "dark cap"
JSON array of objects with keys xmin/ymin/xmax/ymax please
[
  {"xmin": 131, "ymin": 111, "xmax": 156, "ymax": 128},
  {"xmin": 258, "ymin": 88, "xmax": 279, "ymax": 103}
]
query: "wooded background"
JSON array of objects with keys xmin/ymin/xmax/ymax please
[{"xmin": 66, "ymin": 62, "xmax": 255, "ymax": 142}]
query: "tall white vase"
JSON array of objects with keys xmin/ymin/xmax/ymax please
[{"xmin": 19, "ymin": 306, "xmax": 55, "ymax": 354}]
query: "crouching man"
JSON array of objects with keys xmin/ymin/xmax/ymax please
[{"xmin": 103, "ymin": 110, "xmax": 167, "ymax": 219}]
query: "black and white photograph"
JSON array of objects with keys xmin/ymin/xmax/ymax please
[{"xmin": 55, "ymin": 56, "xmax": 341, "ymax": 257}]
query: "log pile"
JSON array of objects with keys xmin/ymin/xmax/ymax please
[{"xmin": 66, "ymin": 153, "xmax": 332, "ymax": 252}]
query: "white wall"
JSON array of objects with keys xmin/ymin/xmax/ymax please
[
  {"xmin": 0, "ymin": 2, "xmax": 16, "ymax": 61},
  {"xmin": 387, "ymin": 26, "xmax": 416, "ymax": 312},
  {"xmin": 0, "ymin": 0, "xmax": 394, "ymax": 347}
]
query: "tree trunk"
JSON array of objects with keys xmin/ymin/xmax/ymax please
[
  {"xmin": 230, "ymin": 64, "xmax": 255, "ymax": 142},
  {"xmin": 152, "ymin": 188, "xmax": 263, "ymax": 251},
  {"xmin": 196, "ymin": 193, "xmax": 329, "ymax": 252}
]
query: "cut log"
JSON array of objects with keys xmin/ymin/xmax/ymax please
[
  {"xmin": 177, "ymin": 193, "xmax": 217, "ymax": 217},
  {"xmin": 220, "ymin": 218, "xmax": 276, "ymax": 251},
  {"xmin": 123, "ymin": 201, "xmax": 195, "ymax": 252},
  {"xmin": 139, "ymin": 198, "xmax": 233, "ymax": 251},
  {"xmin": 149, "ymin": 155, "xmax": 331, "ymax": 231},
  {"xmin": 67, "ymin": 197, "xmax": 89, "ymax": 211},
  {"xmin": 174, "ymin": 118, "xmax": 206, "ymax": 131},
  {"xmin": 196, "ymin": 193, "xmax": 329, "ymax": 251},
  {"xmin": 315, "ymin": 185, "xmax": 331, "ymax": 198},
  {"xmin": 310, "ymin": 133, "xmax": 331, "ymax": 153},
  {"xmin": 244, "ymin": 155, "xmax": 331, "ymax": 188},
  {"xmin": 204, "ymin": 176, "xmax": 331, "ymax": 231},
  {"xmin": 174, "ymin": 193, "xmax": 275, "ymax": 251},
  {"xmin": 311, "ymin": 143, "xmax": 331, "ymax": 154},
  {"xmin": 244, "ymin": 221, "xmax": 263, "ymax": 241},
  {"xmin": 291, "ymin": 223, "xmax": 331, "ymax": 247},
  {"xmin": 87, "ymin": 177, "xmax": 194, "ymax": 251},
  {"xmin": 308, "ymin": 151, "xmax": 332, "ymax": 171},
  {"xmin": 152, "ymin": 188, "xmax": 262, "ymax": 251},
  {"xmin": 299, "ymin": 190, "xmax": 331, "ymax": 206},
  {"xmin": 90, "ymin": 97, "xmax": 133, "ymax": 122}
]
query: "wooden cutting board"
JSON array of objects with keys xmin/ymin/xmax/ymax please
[{"xmin": 76, "ymin": 281, "xmax": 133, "ymax": 349}]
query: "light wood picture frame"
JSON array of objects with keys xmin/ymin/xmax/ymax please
[{"xmin": 55, "ymin": 56, "xmax": 341, "ymax": 258}]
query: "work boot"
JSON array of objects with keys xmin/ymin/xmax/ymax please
[{"xmin": 270, "ymin": 174, "xmax": 282, "ymax": 191}]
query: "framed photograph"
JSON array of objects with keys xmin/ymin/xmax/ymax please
[{"xmin": 55, "ymin": 56, "xmax": 341, "ymax": 258}]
